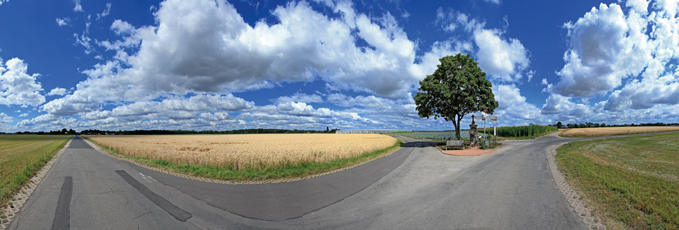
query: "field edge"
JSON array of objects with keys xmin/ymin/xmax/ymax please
[
  {"xmin": 82, "ymin": 135, "xmax": 404, "ymax": 184},
  {"xmin": 559, "ymin": 127, "xmax": 679, "ymax": 138},
  {"xmin": 555, "ymin": 133, "xmax": 679, "ymax": 229}
]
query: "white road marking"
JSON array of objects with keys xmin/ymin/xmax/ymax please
[{"xmin": 139, "ymin": 173, "xmax": 158, "ymax": 183}]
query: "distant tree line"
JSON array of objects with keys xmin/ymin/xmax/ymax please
[
  {"xmin": 3, "ymin": 128, "xmax": 76, "ymax": 135},
  {"xmin": 552, "ymin": 121, "xmax": 679, "ymax": 129}
]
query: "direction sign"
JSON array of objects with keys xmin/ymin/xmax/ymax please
[{"xmin": 473, "ymin": 115, "xmax": 497, "ymax": 121}]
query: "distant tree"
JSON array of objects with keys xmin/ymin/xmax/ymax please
[
  {"xmin": 68, "ymin": 129, "xmax": 76, "ymax": 135},
  {"xmin": 414, "ymin": 53, "xmax": 499, "ymax": 140},
  {"xmin": 556, "ymin": 121, "xmax": 563, "ymax": 129},
  {"xmin": 601, "ymin": 123, "xmax": 605, "ymax": 127},
  {"xmin": 61, "ymin": 128, "xmax": 67, "ymax": 134},
  {"xmin": 326, "ymin": 126, "xmax": 330, "ymax": 132}
]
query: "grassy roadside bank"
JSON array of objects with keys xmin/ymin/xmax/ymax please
[
  {"xmin": 84, "ymin": 136, "xmax": 403, "ymax": 182},
  {"xmin": 556, "ymin": 132, "xmax": 679, "ymax": 229},
  {"xmin": 0, "ymin": 135, "xmax": 71, "ymax": 218}
]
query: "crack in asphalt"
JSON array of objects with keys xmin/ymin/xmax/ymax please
[{"xmin": 132, "ymin": 211, "xmax": 153, "ymax": 220}]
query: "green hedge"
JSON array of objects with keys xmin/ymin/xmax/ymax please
[{"xmin": 490, "ymin": 125, "xmax": 557, "ymax": 137}]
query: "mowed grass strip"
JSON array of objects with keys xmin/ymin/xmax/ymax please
[
  {"xmin": 0, "ymin": 135, "xmax": 71, "ymax": 213},
  {"xmin": 556, "ymin": 132, "xmax": 679, "ymax": 229},
  {"xmin": 85, "ymin": 134, "xmax": 402, "ymax": 181},
  {"xmin": 560, "ymin": 126, "xmax": 679, "ymax": 138}
]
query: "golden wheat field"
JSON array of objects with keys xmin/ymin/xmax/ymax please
[
  {"xmin": 560, "ymin": 126, "xmax": 679, "ymax": 137},
  {"xmin": 85, "ymin": 134, "xmax": 397, "ymax": 170}
]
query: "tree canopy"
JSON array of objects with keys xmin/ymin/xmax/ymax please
[{"xmin": 414, "ymin": 53, "xmax": 499, "ymax": 140}]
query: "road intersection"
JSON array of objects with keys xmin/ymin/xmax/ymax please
[{"xmin": 9, "ymin": 133, "xmax": 589, "ymax": 229}]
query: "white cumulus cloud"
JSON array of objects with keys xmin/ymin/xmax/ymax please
[
  {"xmin": 491, "ymin": 84, "xmax": 544, "ymax": 125},
  {"xmin": 48, "ymin": 87, "xmax": 68, "ymax": 96},
  {"xmin": 433, "ymin": 8, "xmax": 530, "ymax": 82},
  {"xmin": 541, "ymin": 94, "xmax": 592, "ymax": 121},
  {"xmin": 474, "ymin": 29, "xmax": 530, "ymax": 82},
  {"xmin": 43, "ymin": 0, "xmax": 467, "ymax": 118},
  {"xmin": 482, "ymin": 0, "xmax": 501, "ymax": 4},
  {"xmin": 0, "ymin": 58, "xmax": 46, "ymax": 106},
  {"xmin": 96, "ymin": 3, "xmax": 111, "ymax": 20},
  {"xmin": 554, "ymin": 3, "xmax": 637, "ymax": 97},
  {"xmin": 90, "ymin": 0, "xmax": 417, "ymax": 98},
  {"xmin": 273, "ymin": 93, "xmax": 324, "ymax": 104},
  {"xmin": 73, "ymin": 0, "xmax": 83, "ymax": 12},
  {"xmin": 553, "ymin": 0, "xmax": 679, "ymax": 116},
  {"xmin": 0, "ymin": 112, "xmax": 12, "ymax": 123},
  {"xmin": 56, "ymin": 18, "xmax": 70, "ymax": 26}
]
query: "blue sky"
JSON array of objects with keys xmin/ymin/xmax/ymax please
[{"xmin": 1, "ymin": 0, "xmax": 678, "ymax": 132}]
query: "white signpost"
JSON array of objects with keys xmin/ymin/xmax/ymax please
[{"xmin": 473, "ymin": 113, "xmax": 498, "ymax": 145}]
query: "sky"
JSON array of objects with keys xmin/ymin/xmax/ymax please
[{"xmin": 0, "ymin": 0, "xmax": 678, "ymax": 132}]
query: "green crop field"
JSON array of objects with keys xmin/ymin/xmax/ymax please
[
  {"xmin": 487, "ymin": 125, "xmax": 556, "ymax": 138},
  {"xmin": 0, "ymin": 135, "xmax": 71, "ymax": 215},
  {"xmin": 556, "ymin": 132, "xmax": 679, "ymax": 229}
]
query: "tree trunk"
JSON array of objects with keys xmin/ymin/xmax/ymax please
[{"xmin": 455, "ymin": 115, "xmax": 462, "ymax": 140}]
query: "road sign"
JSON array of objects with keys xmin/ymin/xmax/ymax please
[{"xmin": 474, "ymin": 115, "xmax": 497, "ymax": 121}]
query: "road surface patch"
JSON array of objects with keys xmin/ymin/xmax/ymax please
[
  {"xmin": 115, "ymin": 170, "xmax": 192, "ymax": 222},
  {"xmin": 50, "ymin": 177, "xmax": 72, "ymax": 230}
]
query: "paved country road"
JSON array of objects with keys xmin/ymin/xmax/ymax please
[{"xmin": 9, "ymin": 133, "xmax": 590, "ymax": 230}]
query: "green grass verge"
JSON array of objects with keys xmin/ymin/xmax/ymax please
[
  {"xmin": 556, "ymin": 132, "xmax": 679, "ymax": 229},
  {"xmin": 84, "ymin": 136, "xmax": 403, "ymax": 181},
  {"xmin": 0, "ymin": 135, "xmax": 71, "ymax": 215}
]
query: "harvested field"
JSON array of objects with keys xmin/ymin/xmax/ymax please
[
  {"xmin": 85, "ymin": 134, "xmax": 398, "ymax": 171},
  {"xmin": 560, "ymin": 126, "xmax": 679, "ymax": 137},
  {"xmin": 556, "ymin": 132, "xmax": 679, "ymax": 229}
]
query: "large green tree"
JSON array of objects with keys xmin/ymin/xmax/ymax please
[{"xmin": 414, "ymin": 53, "xmax": 499, "ymax": 140}]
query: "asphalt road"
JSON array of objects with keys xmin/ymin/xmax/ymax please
[{"xmin": 9, "ymin": 133, "xmax": 590, "ymax": 230}]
